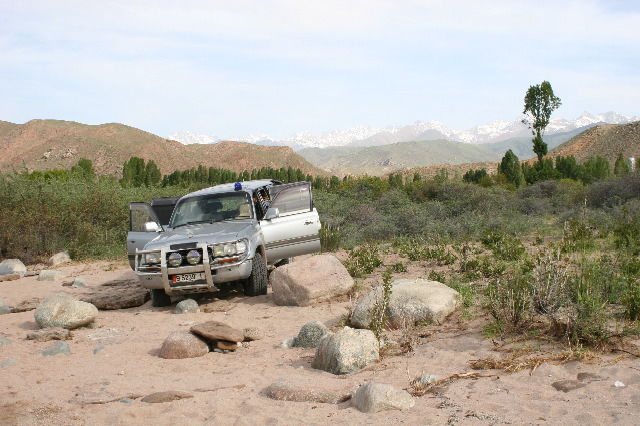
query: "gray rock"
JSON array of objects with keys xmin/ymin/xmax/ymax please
[
  {"xmin": 292, "ymin": 321, "xmax": 329, "ymax": 348},
  {"xmin": 265, "ymin": 377, "xmax": 352, "ymax": 404},
  {"xmin": 175, "ymin": 299, "xmax": 199, "ymax": 314},
  {"xmin": 26, "ymin": 327, "xmax": 72, "ymax": 342},
  {"xmin": 280, "ymin": 337, "xmax": 295, "ymax": 348},
  {"xmin": 0, "ymin": 259, "xmax": 26, "ymax": 276},
  {"xmin": 34, "ymin": 294, "xmax": 98, "ymax": 329},
  {"xmin": 37, "ymin": 270, "xmax": 66, "ymax": 281},
  {"xmin": 0, "ymin": 300, "xmax": 11, "ymax": 315},
  {"xmin": 351, "ymin": 278, "xmax": 460, "ymax": 329},
  {"xmin": 0, "ymin": 359, "xmax": 16, "ymax": 368},
  {"xmin": 0, "ymin": 335, "xmax": 11, "ymax": 347},
  {"xmin": 158, "ymin": 331, "xmax": 209, "ymax": 359},
  {"xmin": 41, "ymin": 341, "xmax": 71, "ymax": 356},
  {"xmin": 79, "ymin": 283, "xmax": 150, "ymax": 309},
  {"xmin": 47, "ymin": 251, "xmax": 71, "ymax": 267},
  {"xmin": 312, "ymin": 326, "xmax": 379, "ymax": 375},
  {"xmin": 552, "ymin": 380, "xmax": 587, "ymax": 392},
  {"xmin": 141, "ymin": 390, "xmax": 193, "ymax": 403},
  {"xmin": 71, "ymin": 278, "xmax": 87, "ymax": 288},
  {"xmin": 271, "ymin": 254, "xmax": 354, "ymax": 306},
  {"xmin": 413, "ymin": 374, "xmax": 438, "ymax": 386},
  {"xmin": 352, "ymin": 382, "xmax": 415, "ymax": 413}
]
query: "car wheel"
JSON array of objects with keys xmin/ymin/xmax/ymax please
[
  {"xmin": 244, "ymin": 252, "xmax": 268, "ymax": 296},
  {"xmin": 151, "ymin": 289, "xmax": 172, "ymax": 307}
]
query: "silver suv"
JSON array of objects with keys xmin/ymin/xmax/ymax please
[{"xmin": 127, "ymin": 180, "xmax": 321, "ymax": 306}]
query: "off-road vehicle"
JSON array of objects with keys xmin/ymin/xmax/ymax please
[{"xmin": 127, "ymin": 180, "xmax": 321, "ymax": 306}]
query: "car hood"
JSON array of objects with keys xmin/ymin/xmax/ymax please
[{"xmin": 144, "ymin": 221, "xmax": 253, "ymax": 250}]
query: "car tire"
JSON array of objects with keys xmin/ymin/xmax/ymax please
[
  {"xmin": 151, "ymin": 289, "xmax": 172, "ymax": 307},
  {"xmin": 244, "ymin": 252, "xmax": 268, "ymax": 296}
]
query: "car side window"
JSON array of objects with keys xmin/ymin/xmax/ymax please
[{"xmin": 270, "ymin": 183, "xmax": 311, "ymax": 216}]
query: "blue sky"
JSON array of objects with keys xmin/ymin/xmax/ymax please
[{"xmin": 1, "ymin": 0, "xmax": 639, "ymax": 138}]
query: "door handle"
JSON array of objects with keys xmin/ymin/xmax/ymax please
[{"xmin": 304, "ymin": 220, "xmax": 314, "ymax": 225}]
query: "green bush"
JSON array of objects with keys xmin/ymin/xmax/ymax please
[
  {"xmin": 319, "ymin": 223, "xmax": 342, "ymax": 252},
  {"xmin": 344, "ymin": 244, "xmax": 383, "ymax": 278},
  {"xmin": 486, "ymin": 272, "xmax": 532, "ymax": 330}
]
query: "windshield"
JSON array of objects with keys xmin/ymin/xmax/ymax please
[{"xmin": 170, "ymin": 192, "xmax": 253, "ymax": 228}]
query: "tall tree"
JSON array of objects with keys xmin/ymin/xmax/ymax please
[
  {"xmin": 522, "ymin": 81, "xmax": 562, "ymax": 164},
  {"xmin": 614, "ymin": 153, "xmax": 630, "ymax": 176},
  {"xmin": 498, "ymin": 150, "xmax": 525, "ymax": 187}
]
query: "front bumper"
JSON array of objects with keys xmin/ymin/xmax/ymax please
[{"xmin": 134, "ymin": 243, "xmax": 252, "ymax": 295}]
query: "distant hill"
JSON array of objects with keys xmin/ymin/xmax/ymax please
[
  {"xmin": 547, "ymin": 121, "xmax": 640, "ymax": 163},
  {"xmin": 392, "ymin": 162, "xmax": 500, "ymax": 181},
  {"xmin": 0, "ymin": 120, "xmax": 325, "ymax": 176},
  {"xmin": 483, "ymin": 126, "xmax": 593, "ymax": 159},
  {"xmin": 299, "ymin": 139, "xmax": 499, "ymax": 176}
]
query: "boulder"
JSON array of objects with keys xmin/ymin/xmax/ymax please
[
  {"xmin": 80, "ymin": 283, "xmax": 150, "ymax": 309},
  {"xmin": 158, "ymin": 331, "xmax": 209, "ymax": 359},
  {"xmin": 351, "ymin": 278, "xmax": 459, "ymax": 329},
  {"xmin": 26, "ymin": 327, "xmax": 72, "ymax": 342},
  {"xmin": 37, "ymin": 270, "xmax": 66, "ymax": 281},
  {"xmin": 271, "ymin": 254, "xmax": 354, "ymax": 306},
  {"xmin": 312, "ymin": 327, "xmax": 379, "ymax": 375},
  {"xmin": 175, "ymin": 299, "xmax": 199, "ymax": 314},
  {"xmin": 141, "ymin": 390, "xmax": 193, "ymax": 403},
  {"xmin": 243, "ymin": 327, "xmax": 264, "ymax": 341},
  {"xmin": 47, "ymin": 251, "xmax": 71, "ymax": 266},
  {"xmin": 352, "ymin": 382, "xmax": 415, "ymax": 413},
  {"xmin": 0, "ymin": 300, "xmax": 11, "ymax": 315},
  {"xmin": 292, "ymin": 320, "xmax": 329, "ymax": 348},
  {"xmin": 265, "ymin": 377, "xmax": 352, "ymax": 404},
  {"xmin": 34, "ymin": 294, "xmax": 98, "ymax": 329},
  {"xmin": 191, "ymin": 321, "xmax": 244, "ymax": 343},
  {"xmin": 41, "ymin": 341, "xmax": 71, "ymax": 356},
  {"xmin": 0, "ymin": 259, "xmax": 26, "ymax": 277}
]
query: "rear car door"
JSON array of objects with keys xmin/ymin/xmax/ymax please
[
  {"xmin": 260, "ymin": 182, "xmax": 321, "ymax": 262},
  {"xmin": 127, "ymin": 202, "xmax": 163, "ymax": 270}
]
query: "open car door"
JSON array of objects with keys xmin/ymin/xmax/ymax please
[
  {"xmin": 127, "ymin": 202, "xmax": 163, "ymax": 270},
  {"xmin": 260, "ymin": 182, "xmax": 320, "ymax": 263}
]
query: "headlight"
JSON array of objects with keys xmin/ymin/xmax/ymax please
[
  {"xmin": 186, "ymin": 250, "xmax": 201, "ymax": 265},
  {"xmin": 143, "ymin": 252, "xmax": 160, "ymax": 265},
  {"xmin": 236, "ymin": 240, "xmax": 247, "ymax": 254},
  {"xmin": 223, "ymin": 243, "xmax": 235, "ymax": 256},
  {"xmin": 213, "ymin": 244, "xmax": 224, "ymax": 257},
  {"xmin": 168, "ymin": 252, "xmax": 183, "ymax": 267}
]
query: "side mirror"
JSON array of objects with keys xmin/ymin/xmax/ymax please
[
  {"xmin": 264, "ymin": 208, "xmax": 280, "ymax": 220},
  {"xmin": 144, "ymin": 221, "xmax": 161, "ymax": 232}
]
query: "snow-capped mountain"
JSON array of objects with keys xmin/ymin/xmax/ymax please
[{"xmin": 168, "ymin": 112, "xmax": 638, "ymax": 149}]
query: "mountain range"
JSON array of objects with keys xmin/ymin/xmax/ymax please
[{"xmin": 168, "ymin": 112, "xmax": 638, "ymax": 149}]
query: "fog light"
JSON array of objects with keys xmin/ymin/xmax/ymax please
[
  {"xmin": 168, "ymin": 252, "xmax": 183, "ymax": 267},
  {"xmin": 186, "ymin": 249, "xmax": 201, "ymax": 265}
]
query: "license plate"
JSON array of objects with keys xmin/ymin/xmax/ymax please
[{"xmin": 171, "ymin": 272, "xmax": 205, "ymax": 283}]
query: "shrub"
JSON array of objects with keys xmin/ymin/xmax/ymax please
[
  {"xmin": 486, "ymin": 273, "xmax": 532, "ymax": 330},
  {"xmin": 369, "ymin": 268, "xmax": 393, "ymax": 342},
  {"xmin": 344, "ymin": 244, "xmax": 383, "ymax": 278},
  {"xmin": 319, "ymin": 223, "xmax": 342, "ymax": 252}
]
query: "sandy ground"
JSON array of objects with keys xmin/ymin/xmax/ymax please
[{"xmin": 1, "ymin": 260, "xmax": 639, "ymax": 425}]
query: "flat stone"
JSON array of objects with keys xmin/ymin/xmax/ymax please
[
  {"xmin": 141, "ymin": 390, "xmax": 193, "ymax": 403},
  {"xmin": 191, "ymin": 321, "xmax": 244, "ymax": 343},
  {"xmin": 292, "ymin": 321, "xmax": 329, "ymax": 348},
  {"xmin": 552, "ymin": 380, "xmax": 587, "ymax": 393},
  {"xmin": 271, "ymin": 254, "xmax": 354, "ymax": 307},
  {"xmin": 80, "ymin": 283, "xmax": 149, "ymax": 310},
  {"xmin": 352, "ymin": 382, "xmax": 415, "ymax": 413},
  {"xmin": 26, "ymin": 327, "xmax": 72, "ymax": 342},
  {"xmin": 215, "ymin": 340, "xmax": 238, "ymax": 351},
  {"xmin": 577, "ymin": 372, "xmax": 606, "ymax": 382},
  {"xmin": 47, "ymin": 251, "xmax": 71, "ymax": 266},
  {"xmin": 41, "ymin": 341, "xmax": 71, "ymax": 356},
  {"xmin": 0, "ymin": 274, "xmax": 21, "ymax": 282},
  {"xmin": 175, "ymin": 299, "xmax": 199, "ymax": 314},
  {"xmin": 35, "ymin": 294, "xmax": 98, "ymax": 329},
  {"xmin": 0, "ymin": 259, "xmax": 26, "ymax": 276},
  {"xmin": 11, "ymin": 298, "xmax": 42, "ymax": 313},
  {"xmin": 243, "ymin": 327, "xmax": 264, "ymax": 341},
  {"xmin": 158, "ymin": 331, "xmax": 209, "ymax": 359},
  {"xmin": 37, "ymin": 270, "xmax": 66, "ymax": 281},
  {"xmin": 265, "ymin": 377, "xmax": 352, "ymax": 404}
]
